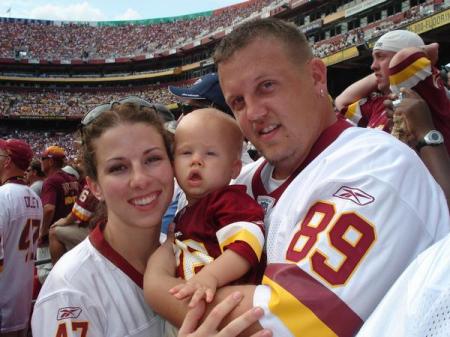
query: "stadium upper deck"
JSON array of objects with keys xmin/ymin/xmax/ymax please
[
  {"xmin": 0, "ymin": 0, "xmax": 275, "ymax": 61},
  {"xmin": 0, "ymin": 0, "xmax": 448, "ymax": 76}
]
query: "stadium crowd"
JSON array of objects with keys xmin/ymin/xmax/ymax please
[
  {"xmin": 0, "ymin": 0, "xmax": 445, "ymax": 62},
  {"xmin": 313, "ymin": 1, "xmax": 443, "ymax": 57},
  {"xmin": 0, "ymin": 0, "xmax": 274, "ymax": 60},
  {"xmin": 0, "ymin": 86, "xmax": 174, "ymax": 118}
]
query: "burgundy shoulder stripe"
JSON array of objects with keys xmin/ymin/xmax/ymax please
[
  {"xmin": 265, "ymin": 263, "xmax": 363, "ymax": 337},
  {"xmin": 89, "ymin": 224, "xmax": 143, "ymax": 288}
]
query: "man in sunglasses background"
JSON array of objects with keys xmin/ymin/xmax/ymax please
[
  {"xmin": 36, "ymin": 145, "xmax": 80, "ymax": 283},
  {"xmin": 25, "ymin": 159, "xmax": 45, "ymax": 197}
]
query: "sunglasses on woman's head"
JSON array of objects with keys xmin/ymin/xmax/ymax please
[{"xmin": 81, "ymin": 96, "xmax": 174, "ymax": 127}]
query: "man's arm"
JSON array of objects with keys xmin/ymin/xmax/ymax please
[
  {"xmin": 334, "ymin": 74, "xmax": 378, "ymax": 111},
  {"xmin": 396, "ymin": 88, "xmax": 450, "ymax": 207},
  {"xmin": 50, "ymin": 212, "xmax": 78, "ymax": 229},
  {"xmin": 40, "ymin": 204, "xmax": 55, "ymax": 243}
]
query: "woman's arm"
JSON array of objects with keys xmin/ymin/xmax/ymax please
[{"xmin": 144, "ymin": 240, "xmax": 260, "ymax": 333}]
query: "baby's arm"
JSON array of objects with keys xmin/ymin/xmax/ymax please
[{"xmin": 170, "ymin": 249, "xmax": 251, "ymax": 307}]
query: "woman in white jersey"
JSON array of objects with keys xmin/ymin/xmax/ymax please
[{"xmin": 31, "ymin": 102, "xmax": 175, "ymax": 337}]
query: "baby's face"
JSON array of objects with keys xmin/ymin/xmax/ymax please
[{"xmin": 174, "ymin": 122, "xmax": 240, "ymax": 205}]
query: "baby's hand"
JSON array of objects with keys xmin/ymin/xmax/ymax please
[{"xmin": 169, "ymin": 273, "xmax": 218, "ymax": 307}]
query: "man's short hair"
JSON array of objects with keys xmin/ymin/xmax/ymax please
[
  {"xmin": 214, "ymin": 18, "xmax": 312, "ymax": 66},
  {"xmin": 30, "ymin": 159, "xmax": 45, "ymax": 177}
]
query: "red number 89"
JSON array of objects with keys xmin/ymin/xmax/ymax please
[{"xmin": 286, "ymin": 201, "xmax": 376, "ymax": 285}]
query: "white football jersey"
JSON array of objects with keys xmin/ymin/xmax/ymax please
[
  {"xmin": 32, "ymin": 225, "xmax": 165, "ymax": 337},
  {"xmin": 247, "ymin": 125, "xmax": 449, "ymax": 337},
  {"xmin": 356, "ymin": 233, "xmax": 450, "ymax": 337},
  {"xmin": 0, "ymin": 181, "xmax": 42, "ymax": 333}
]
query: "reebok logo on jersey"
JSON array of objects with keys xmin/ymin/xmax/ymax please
[
  {"xmin": 333, "ymin": 186, "xmax": 374, "ymax": 206},
  {"xmin": 57, "ymin": 307, "xmax": 82, "ymax": 320}
]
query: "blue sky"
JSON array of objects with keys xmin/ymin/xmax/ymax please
[{"xmin": 0, "ymin": 0, "xmax": 245, "ymax": 21}]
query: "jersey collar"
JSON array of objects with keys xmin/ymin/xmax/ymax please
[
  {"xmin": 2, "ymin": 175, "xmax": 27, "ymax": 185},
  {"xmin": 252, "ymin": 117, "xmax": 351, "ymax": 201},
  {"xmin": 89, "ymin": 223, "xmax": 144, "ymax": 288}
]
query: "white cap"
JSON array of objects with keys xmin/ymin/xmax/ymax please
[
  {"xmin": 62, "ymin": 165, "xmax": 80, "ymax": 180},
  {"xmin": 373, "ymin": 30, "xmax": 424, "ymax": 53}
]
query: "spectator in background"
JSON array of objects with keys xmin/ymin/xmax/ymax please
[
  {"xmin": 39, "ymin": 145, "xmax": 79, "ymax": 246},
  {"xmin": 385, "ymin": 87, "xmax": 450, "ymax": 207},
  {"xmin": 25, "ymin": 159, "xmax": 45, "ymax": 196},
  {"xmin": 335, "ymin": 30, "xmax": 450, "ymax": 154},
  {"xmin": 37, "ymin": 145, "xmax": 79, "ymax": 282},
  {"xmin": 356, "ymin": 88, "xmax": 450, "ymax": 337},
  {"xmin": 49, "ymin": 183, "xmax": 98, "ymax": 264},
  {"xmin": 356, "ymin": 232, "xmax": 450, "ymax": 337},
  {"xmin": 0, "ymin": 139, "xmax": 43, "ymax": 337},
  {"xmin": 440, "ymin": 63, "xmax": 450, "ymax": 99},
  {"xmin": 169, "ymin": 73, "xmax": 232, "ymax": 115},
  {"xmin": 62, "ymin": 165, "xmax": 80, "ymax": 182}
]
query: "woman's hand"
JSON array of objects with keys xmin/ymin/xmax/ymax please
[{"xmin": 178, "ymin": 292, "xmax": 271, "ymax": 337}]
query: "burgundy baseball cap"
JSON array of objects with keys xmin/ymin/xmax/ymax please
[{"xmin": 0, "ymin": 139, "xmax": 34, "ymax": 171}]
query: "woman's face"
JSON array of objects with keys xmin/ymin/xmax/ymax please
[{"xmin": 88, "ymin": 122, "xmax": 174, "ymax": 232}]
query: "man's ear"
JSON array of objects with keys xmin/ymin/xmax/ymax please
[
  {"xmin": 309, "ymin": 57, "xmax": 328, "ymax": 93},
  {"xmin": 86, "ymin": 176, "xmax": 103, "ymax": 201},
  {"xmin": 231, "ymin": 158, "xmax": 242, "ymax": 179}
]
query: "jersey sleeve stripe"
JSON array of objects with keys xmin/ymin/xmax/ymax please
[
  {"xmin": 264, "ymin": 263, "xmax": 363, "ymax": 337},
  {"xmin": 389, "ymin": 53, "xmax": 431, "ymax": 93},
  {"xmin": 72, "ymin": 204, "xmax": 93, "ymax": 222},
  {"xmin": 262, "ymin": 275, "xmax": 337, "ymax": 337},
  {"xmin": 216, "ymin": 222, "xmax": 264, "ymax": 260},
  {"xmin": 344, "ymin": 101, "xmax": 362, "ymax": 123}
]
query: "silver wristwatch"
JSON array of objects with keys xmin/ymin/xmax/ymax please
[{"xmin": 416, "ymin": 130, "xmax": 444, "ymax": 150}]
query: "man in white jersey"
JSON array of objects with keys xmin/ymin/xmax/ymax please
[
  {"xmin": 145, "ymin": 18, "xmax": 450, "ymax": 337},
  {"xmin": 356, "ymin": 232, "xmax": 450, "ymax": 337},
  {"xmin": 355, "ymin": 82, "xmax": 450, "ymax": 337},
  {"xmin": 0, "ymin": 139, "xmax": 43, "ymax": 337}
]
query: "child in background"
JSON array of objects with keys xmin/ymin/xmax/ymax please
[{"xmin": 169, "ymin": 108, "xmax": 265, "ymax": 306}]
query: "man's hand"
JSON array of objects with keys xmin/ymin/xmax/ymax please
[
  {"xmin": 178, "ymin": 292, "xmax": 271, "ymax": 337},
  {"xmin": 385, "ymin": 88, "xmax": 434, "ymax": 147},
  {"xmin": 50, "ymin": 217, "xmax": 68, "ymax": 229}
]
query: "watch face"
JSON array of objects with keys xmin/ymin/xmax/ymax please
[
  {"xmin": 430, "ymin": 132, "xmax": 440, "ymax": 141},
  {"xmin": 425, "ymin": 130, "xmax": 444, "ymax": 145}
]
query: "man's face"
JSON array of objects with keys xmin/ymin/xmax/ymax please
[
  {"xmin": 24, "ymin": 167, "xmax": 32, "ymax": 183},
  {"xmin": 40, "ymin": 157, "xmax": 51, "ymax": 174},
  {"xmin": 371, "ymin": 49, "xmax": 396, "ymax": 93},
  {"xmin": 219, "ymin": 37, "xmax": 328, "ymax": 179}
]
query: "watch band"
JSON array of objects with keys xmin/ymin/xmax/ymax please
[{"xmin": 416, "ymin": 130, "xmax": 444, "ymax": 151}]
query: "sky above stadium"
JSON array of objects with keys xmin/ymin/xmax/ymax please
[{"xmin": 1, "ymin": 0, "xmax": 245, "ymax": 21}]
